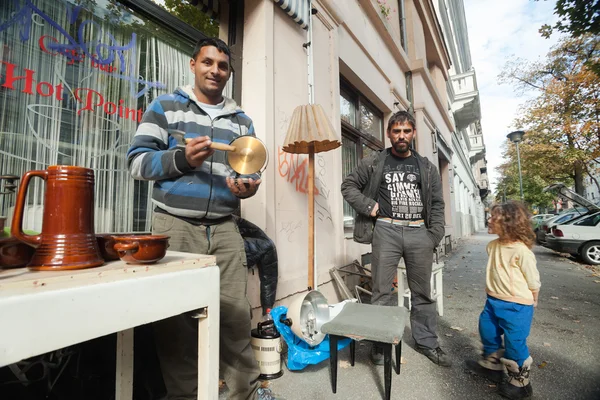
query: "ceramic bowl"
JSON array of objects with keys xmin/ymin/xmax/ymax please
[
  {"xmin": 113, "ymin": 235, "xmax": 170, "ymax": 264},
  {"xmin": 96, "ymin": 233, "xmax": 151, "ymax": 261},
  {"xmin": 0, "ymin": 237, "xmax": 35, "ymax": 268}
]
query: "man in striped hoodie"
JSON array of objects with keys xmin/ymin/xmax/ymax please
[{"xmin": 127, "ymin": 38, "xmax": 277, "ymax": 400}]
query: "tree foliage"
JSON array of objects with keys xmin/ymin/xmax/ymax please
[
  {"xmin": 495, "ymin": 145, "xmax": 557, "ymax": 210},
  {"xmin": 536, "ymin": 0, "xmax": 600, "ymax": 74},
  {"xmin": 152, "ymin": 0, "xmax": 219, "ymax": 37},
  {"xmin": 498, "ymin": 35, "xmax": 600, "ymax": 197},
  {"xmin": 537, "ymin": 0, "xmax": 600, "ymax": 38}
]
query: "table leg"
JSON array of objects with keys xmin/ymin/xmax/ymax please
[
  {"xmin": 115, "ymin": 328, "xmax": 134, "ymax": 400},
  {"xmin": 195, "ymin": 307, "xmax": 218, "ymax": 400},
  {"xmin": 329, "ymin": 335, "xmax": 339, "ymax": 394}
]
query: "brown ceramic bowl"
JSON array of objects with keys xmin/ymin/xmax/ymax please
[
  {"xmin": 113, "ymin": 235, "xmax": 170, "ymax": 264},
  {"xmin": 96, "ymin": 233, "xmax": 152, "ymax": 261},
  {"xmin": 0, "ymin": 237, "xmax": 35, "ymax": 268}
]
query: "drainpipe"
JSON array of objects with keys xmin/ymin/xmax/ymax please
[{"xmin": 405, "ymin": 70, "xmax": 414, "ymax": 114}]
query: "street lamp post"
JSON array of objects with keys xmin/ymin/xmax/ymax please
[{"xmin": 507, "ymin": 130, "xmax": 525, "ymax": 202}]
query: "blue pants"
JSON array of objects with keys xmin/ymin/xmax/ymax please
[{"xmin": 479, "ymin": 296, "xmax": 534, "ymax": 367}]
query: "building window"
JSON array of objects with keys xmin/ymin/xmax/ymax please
[
  {"xmin": 0, "ymin": 0, "xmax": 224, "ymax": 233},
  {"xmin": 340, "ymin": 79, "xmax": 385, "ymax": 234}
]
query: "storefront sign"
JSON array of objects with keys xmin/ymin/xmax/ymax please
[
  {"xmin": 0, "ymin": 0, "xmax": 166, "ymax": 98},
  {"xmin": 1, "ymin": 61, "xmax": 143, "ymax": 122}
]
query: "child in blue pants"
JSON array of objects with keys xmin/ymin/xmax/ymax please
[{"xmin": 467, "ymin": 202, "xmax": 540, "ymax": 400}]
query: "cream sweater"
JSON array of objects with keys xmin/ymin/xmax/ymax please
[{"xmin": 485, "ymin": 239, "xmax": 541, "ymax": 305}]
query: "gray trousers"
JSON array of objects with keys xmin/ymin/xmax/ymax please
[
  {"xmin": 371, "ymin": 221, "xmax": 439, "ymax": 349},
  {"xmin": 152, "ymin": 212, "xmax": 260, "ymax": 400}
]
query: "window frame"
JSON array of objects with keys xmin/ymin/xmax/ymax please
[
  {"xmin": 340, "ymin": 78, "xmax": 385, "ymax": 236},
  {"xmin": 340, "ymin": 79, "xmax": 385, "ymax": 152}
]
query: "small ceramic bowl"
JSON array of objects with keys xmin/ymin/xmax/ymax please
[
  {"xmin": 0, "ymin": 237, "xmax": 35, "ymax": 268},
  {"xmin": 113, "ymin": 235, "xmax": 170, "ymax": 264},
  {"xmin": 96, "ymin": 233, "xmax": 152, "ymax": 261}
]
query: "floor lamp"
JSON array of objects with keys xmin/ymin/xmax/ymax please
[{"xmin": 282, "ymin": 104, "xmax": 340, "ymax": 290}]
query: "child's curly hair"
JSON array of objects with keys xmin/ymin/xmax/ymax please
[{"xmin": 489, "ymin": 201, "xmax": 536, "ymax": 248}]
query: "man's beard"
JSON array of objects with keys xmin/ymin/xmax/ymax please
[{"xmin": 393, "ymin": 141, "xmax": 410, "ymax": 154}]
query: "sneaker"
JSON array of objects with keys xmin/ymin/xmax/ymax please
[
  {"xmin": 370, "ymin": 343, "xmax": 385, "ymax": 366},
  {"xmin": 257, "ymin": 387, "xmax": 286, "ymax": 400},
  {"xmin": 416, "ymin": 345, "xmax": 452, "ymax": 367}
]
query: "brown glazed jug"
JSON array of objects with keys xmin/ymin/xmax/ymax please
[{"xmin": 11, "ymin": 165, "xmax": 104, "ymax": 270}]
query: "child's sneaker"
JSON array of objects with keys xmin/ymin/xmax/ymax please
[
  {"xmin": 466, "ymin": 350, "xmax": 505, "ymax": 383},
  {"xmin": 499, "ymin": 356, "xmax": 533, "ymax": 399}
]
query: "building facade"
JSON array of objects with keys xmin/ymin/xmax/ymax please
[
  {"xmin": 0, "ymin": 0, "xmax": 481, "ymax": 314},
  {"xmin": 433, "ymin": 0, "xmax": 488, "ymax": 238}
]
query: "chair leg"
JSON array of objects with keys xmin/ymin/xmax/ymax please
[
  {"xmin": 435, "ymin": 270, "xmax": 444, "ymax": 317},
  {"xmin": 383, "ymin": 342, "xmax": 392, "ymax": 400},
  {"xmin": 395, "ymin": 341, "xmax": 402, "ymax": 375},
  {"xmin": 350, "ymin": 339, "xmax": 355, "ymax": 366},
  {"xmin": 329, "ymin": 335, "xmax": 338, "ymax": 394}
]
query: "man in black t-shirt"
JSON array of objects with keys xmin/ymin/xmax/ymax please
[{"xmin": 341, "ymin": 111, "xmax": 450, "ymax": 368}]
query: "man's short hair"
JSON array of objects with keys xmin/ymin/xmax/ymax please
[
  {"xmin": 387, "ymin": 110, "xmax": 416, "ymax": 131},
  {"xmin": 192, "ymin": 37, "xmax": 231, "ymax": 62}
]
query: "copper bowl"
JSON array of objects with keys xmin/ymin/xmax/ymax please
[
  {"xmin": 96, "ymin": 233, "xmax": 151, "ymax": 261},
  {"xmin": 0, "ymin": 237, "xmax": 35, "ymax": 268},
  {"xmin": 113, "ymin": 235, "xmax": 170, "ymax": 264}
]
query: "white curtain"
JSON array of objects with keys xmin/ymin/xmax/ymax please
[{"xmin": 0, "ymin": 0, "xmax": 195, "ymax": 233}]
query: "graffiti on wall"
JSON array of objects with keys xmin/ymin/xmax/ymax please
[
  {"xmin": 277, "ymin": 147, "xmax": 320, "ymax": 196},
  {"xmin": 277, "ymin": 147, "xmax": 334, "ymax": 226},
  {"xmin": 314, "ymin": 153, "xmax": 333, "ymax": 224}
]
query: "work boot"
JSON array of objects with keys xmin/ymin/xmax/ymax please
[
  {"xmin": 370, "ymin": 343, "xmax": 384, "ymax": 366},
  {"xmin": 466, "ymin": 350, "xmax": 506, "ymax": 383},
  {"xmin": 499, "ymin": 356, "xmax": 533, "ymax": 400},
  {"xmin": 257, "ymin": 387, "xmax": 286, "ymax": 400},
  {"xmin": 416, "ymin": 345, "xmax": 452, "ymax": 367}
]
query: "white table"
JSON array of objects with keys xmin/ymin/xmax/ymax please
[{"xmin": 0, "ymin": 251, "xmax": 220, "ymax": 400}]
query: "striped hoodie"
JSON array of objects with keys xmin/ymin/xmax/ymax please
[{"xmin": 127, "ymin": 85, "xmax": 258, "ymax": 220}]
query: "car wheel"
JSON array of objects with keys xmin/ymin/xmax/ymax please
[{"xmin": 581, "ymin": 242, "xmax": 600, "ymax": 265}]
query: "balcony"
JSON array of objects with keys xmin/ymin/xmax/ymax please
[
  {"xmin": 478, "ymin": 176, "xmax": 490, "ymax": 199},
  {"xmin": 450, "ymin": 69, "xmax": 481, "ymax": 130}
]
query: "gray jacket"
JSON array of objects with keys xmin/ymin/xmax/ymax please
[{"xmin": 341, "ymin": 149, "xmax": 446, "ymax": 245}]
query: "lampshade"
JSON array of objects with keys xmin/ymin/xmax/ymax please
[
  {"xmin": 282, "ymin": 104, "xmax": 341, "ymax": 154},
  {"xmin": 507, "ymin": 130, "xmax": 525, "ymax": 143}
]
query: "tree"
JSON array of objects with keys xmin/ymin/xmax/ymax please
[
  {"xmin": 537, "ymin": 0, "xmax": 600, "ymax": 38},
  {"xmin": 536, "ymin": 0, "xmax": 600, "ymax": 74},
  {"xmin": 499, "ymin": 35, "xmax": 600, "ymax": 196},
  {"xmin": 151, "ymin": 0, "xmax": 219, "ymax": 37},
  {"xmin": 495, "ymin": 148, "xmax": 556, "ymax": 210}
]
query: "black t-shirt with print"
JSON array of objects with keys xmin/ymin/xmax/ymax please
[{"xmin": 377, "ymin": 153, "xmax": 423, "ymax": 220}]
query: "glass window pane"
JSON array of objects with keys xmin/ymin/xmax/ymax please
[
  {"xmin": 362, "ymin": 143, "xmax": 377, "ymax": 160},
  {"xmin": 342, "ymin": 136, "xmax": 358, "ymax": 232},
  {"xmin": 359, "ymin": 103, "xmax": 382, "ymax": 141},
  {"xmin": 340, "ymin": 91, "xmax": 356, "ymax": 127},
  {"xmin": 0, "ymin": 0, "xmax": 212, "ymax": 233}
]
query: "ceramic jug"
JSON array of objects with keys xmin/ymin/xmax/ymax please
[{"xmin": 11, "ymin": 165, "xmax": 104, "ymax": 270}]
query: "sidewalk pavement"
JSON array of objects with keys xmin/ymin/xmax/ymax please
[{"xmin": 221, "ymin": 231, "xmax": 600, "ymax": 400}]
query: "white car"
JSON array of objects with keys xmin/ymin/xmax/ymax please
[
  {"xmin": 546, "ymin": 211, "xmax": 600, "ymax": 265},
  {"xmin": 531, "ymin": 214, "xmax": 554, "ymax": 231}
]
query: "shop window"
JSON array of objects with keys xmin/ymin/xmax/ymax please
[
  {"xmin": 0, "ymin": 0, "xmax": 224, "ymax": 233},
  {"xmin": 340, "ymin": 79, "xmax": 384, "ymax": 234}
]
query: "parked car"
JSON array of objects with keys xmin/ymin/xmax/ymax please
[
  {"xmin": 536, "ymin": 211, "xmax": 586, "ymax": 245},
  {"xmin": 539, "ymin": 184, "xmax": 600, "ymax": 245},
  {"xmin": 546, "ymin": 211, "xmax": 600, "ymax": 265},
  {"xmin": 531, "ymin": 214, "xmax": 554, "ymax": 231}
]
